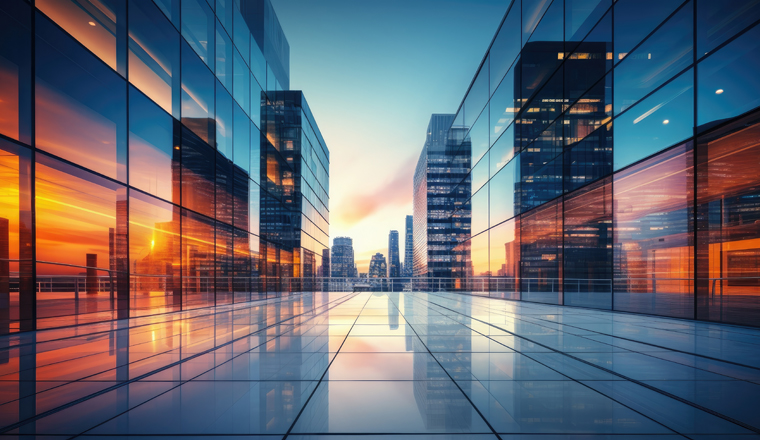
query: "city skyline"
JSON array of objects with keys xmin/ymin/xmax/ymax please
[{"xmin": 271, "ymin": 0, "xmax": 508, "ymax": 271}]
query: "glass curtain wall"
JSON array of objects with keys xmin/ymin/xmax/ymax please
[
  {"xmin": 446, "ymin": 0, "xmax": 760, "ymax": 326},
  {"xmin": 0, "ymin": 0, "xmax": 327, "ymax": 335}
]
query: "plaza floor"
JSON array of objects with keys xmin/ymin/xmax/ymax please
[{"xmin": 1, "ymin": 291, "xmax": 760, "ymax": 439}]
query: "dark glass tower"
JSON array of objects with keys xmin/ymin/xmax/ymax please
[
  {"xmin": 404, "ymin": 215, "xmax": 413, "ymax": 277},
  {"xmin": 388, "ymin": 230, "xmax": 401, "ymax": 277},
  {"xmin": 331, "ymin": 237, "xmax": 356, "ymax": 278}
]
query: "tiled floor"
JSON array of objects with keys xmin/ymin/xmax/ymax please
[{"xmin": 1, "ymin": 291, "xmax": 760, "ymax": 439}]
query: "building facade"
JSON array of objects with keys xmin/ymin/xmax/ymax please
[
  {"xmin": 388, "ymin": 230, "xmax": 401, "ymax": 277},
  {"xmin": 368, "ymin": 253, "xmax": 387, "ymax": 278},
  {"xmin": 0, "ymin": 0, "xmax": 328, "ymax": 334},
  {"xmin": 439, "ymin": 0, "xmax": 760, "ymax": 326},
  {"xmin": 403, "ymin": 215, "xmax": 413, "ymax": 277},
  {"xmin": 330, "ymin": 237, "xmax": 356, "ymax": 278},
  {"xmin": 413, "ymin": 114, "xmax": 470, "ymax": 280}
]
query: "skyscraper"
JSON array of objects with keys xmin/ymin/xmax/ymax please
[
  {"xmin": 368, "ymin": 253, "xmax": 387, "ymax": 278},
  {"xmin": 413, "ymin": 114, "xmax": 469, "ymax": 282},
  {"xmin": 0, "ymin": 0, "xmax": 329, "ymax": 334},
  {"xmin": 388, "ymin": 230, "xmax": 400, "ymax": 278},
  {"xmin": 331, "ymin": 237, "xmax": 356, "ymax": 278},
  {"xmin": 403, "ymin": 215, "xmax": 413, "ymax": 277}
]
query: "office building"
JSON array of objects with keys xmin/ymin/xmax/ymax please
[
  {"xmin": 330, "ymin": 236, "xmax": 356, "ymax": 278},
  {"xmin": 368, "ymin": 253, "xmax": 387, "ymax": 278},
  {"xmin": 436, "ymin": 0, "xmax": 760, "ymax": 326},
  {"xmin": 388, "ymin": 230, "xmax": 401, "ymax": 277},
  {"xmin": 403, "ymin": 215, "xmax": 413, "ymax": 277},
  {"xmin": 0, "ymin": 0, "xmax": 328, "ymax": 334},
  {"xmin": 413, "ymin": 114, "xmax": 470, "ymax": 281}
]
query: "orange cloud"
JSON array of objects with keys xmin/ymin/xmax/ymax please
[{"xmin": 336, "ymin": 155, "xmax": 416, "ymax": 226}]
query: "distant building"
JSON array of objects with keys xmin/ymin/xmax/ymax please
[
  {"xmin": 388, "ymin": 230, "xmax": 400, "ymax": 277},
  {"xmin": 331, "ymin": 237, "xmax": 356, "ymax": 278},
  {"xmin": 403, "ymin": 215, "xmax": 413, "ymax": 277},
  {"xmin": 368, "ymin": 253, "xmax": 387, "ymax": 278}
]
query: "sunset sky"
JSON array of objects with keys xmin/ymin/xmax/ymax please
[{"xmin": 271, "ymin": 0, "xmax": 508, "ymax": 272}]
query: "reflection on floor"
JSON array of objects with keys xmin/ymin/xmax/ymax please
[{"xmin": 2, "ymin": 291, "xmax": 760, "ymax": 439}]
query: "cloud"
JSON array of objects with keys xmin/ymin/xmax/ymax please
[{"xmin": 335, "ymin": 155, "xmax": 416, "ymax": 226}]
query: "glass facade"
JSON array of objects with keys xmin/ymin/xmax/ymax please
[
  {"xmin": 0, "ymin": 0, "xmax": 328, "ymax": 334},
  {"xmin": 433, "ymin": 0, "xmax": 760, "ymax": 326}
]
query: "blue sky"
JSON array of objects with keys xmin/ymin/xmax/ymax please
[{"xmin": 270, "ymin": 0, "xmax": 509, "ymax": 271}]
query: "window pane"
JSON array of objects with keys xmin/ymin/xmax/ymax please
[
  {"xmin": 233, "ymin": 49, "xmax": 250, "ymax": 116},
  {"xmin": 566, "ymin": 0, "xmax": 610, "ymax": 43},
  {"xmin": 490, "ymin": 218, "xmax": 520, "ymax": 300},
  {"xmin": 565, "ymin": 11, "xmax": 612, "ymax": 104},
  {"xmin": 471, "ymin": 184, "xmax": 488, "ymax": 237},
  {"xmin": 129, "ymin": 190, "xmax": 180, "ymax": 316},
  {"xmin": 464, "ymin": 65, "xmax": 489, "ymax": 129},
  {"xmin": 233, "ymin": 166, "xmax": 249, "ymax": 231},
  {"xmin": 129, "ymin": 87, "xmax": 178, "ymax": 202},
  {"xmin": 471, "ymin": 151, "xmax": 489, "ymax": 195},
  {"xmin": 35, "ymin": 154, "xmax": 127, "ymax": 327},
  {"xmin": 216, "ymin": 223, "xmax": 233, "ymax": 305},
  {"xmin": 467, "ymin": 113, "xmax": 489, "ymax": 167},
  {"xmin": 0, "ymin": 139, "xmax": 33, "ymax": 334},
  {"xmin": 697, "ymin": 24, "xmax": 760, "ymax": 131},
  {"xmin": 696, "ymin": 113, "xmax": 760, "ymax": 326},
  {"xmin": 233, "ymin": 7, "xmax": 250, "ymax": 67},
  {"xmin": 181, "ymin": 0, "xmax": 214, "ymax": 67},
  {"xmin": 697, "ymin": 0, "xmax": 760, "ymax": 58},
  {"xmin": 251, "ymin": 76, "xmax": 263, "ymax": 129},
  {"xmin": 489, "ymin": 60, "xmax": 519, "ymax": 145},
  {"xmin": 563, "ymin": 177, "xmax": 612, "ymax": 309},
  {"xmin": 470, "ymin": 231, "xmax": 489, "ymax": 281},
  {"xmin": 216, "ymin": 0, "xmax": 233, "ymax": 35},
  {"xmin": 249, "ymin": 180, "xmax": 260, "ymax": 236},
  {"xmin": 614, "ymin": 2, "xmax": 693, "ymax": 114},
  {"xmin": 233, "ymin": 228, "xmax": 250, "ymax": 302},
  {"xmin": 129, "ymin": 0, "xmax": 179, "ymax": 117},
  {"xmin": 614, "ymin": 69, "xmax": 694, "ymax": 170},
  {"xmin": 614, "ymin": 0, "xmax": 686, "ymax": 61},
  {"xmin": 522, "ymin": 0, "xmax": 553, "ymax": 43},
  {"xmin": 613, "ymin": 142, "xmax": 694, "ymax": 318},
  {"xmin": 250, "ymin": 40, "xmax": 267, "ymax": 88},
  {"xmin": 181, "ymin": 41, "xmax": 215, "ymax": 144},
  {"xmin": 564, "ymin": 123, "xmax": 612, "ymax": 192},
  {"xmin": 153, "ymin": 0, "xmax": 179, "ymax": 28},
  {"xmin": 216, "ymin": 151, "xmax": 233, "ymax": 224},
  {"xmin": 181, "ymin": 209, "xmax": 215, "ymax": 309},
  {"xmin": 0, "ymin": 0, "xmax": 32, "ymax": 144},
  {"xmin": 215, "ymin": 19, "xmax": 233, "ymax": 92},
  {"xmin": 181, "ymin": 127, "xmax": 215, "ymax": 218},
  {"xmin": 216, "ymin": 80, "xmax": 233, "ymax": 158},
  {"xmin": 520, "ymin": 199, "xmax": 563, "ymax": 304},
  {"xmin": 518, "ymin": 122, "xmax": 563, "ymax": 211},
  {"xmin": 36, "ymin": 0, "xmax": 126, "ymax": 74},
  {"xmin": 251, "ymin": 123, "xmax": 262, "ymax": 184},
  {"xmin": 490, "ymin": 154, "xmax": 519, "ymax": 226},
  {"xmin": 490, "ymin": 3, "xmax": 520, "ymax": 95},
  {"xmin": 36, "ymin": 16, "xmax": 127, "ymax": 181},
  {"xmin": 233, "ymin": 103, "xmax": 251, "ymax": 173}
]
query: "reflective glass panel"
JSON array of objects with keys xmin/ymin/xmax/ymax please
[
  {"xmin": 215, "ymin": 19, "xmax": 233, "ymax": 92},
  {"xmin": 468, "ymin": 113, "xmax": 489, "ymax": 167},
  {"xmin": 35, "ymin": 16, "xmax": 127, "ymax": 181},
  {"xmin": 181, "ymin": 209, "xmax": 215, "ymax": 310},
  {"xmin": 696, "ymin": 113, "xmax": 760, "ymax": 326},
  {"xmin": 490, "ymin": 3, "xmax": 520, "ymax": 94},
  {"xmin": 470, "ymin": 231, "xmax": 490, "ymax": 281},
  {"xmin": 233, "ymin": 166, "xmax": 249, "ymax": 231},
  {"xmin": 216, "ymin": 80, "xmax": 233, "ymax": 158},
  {"xmin": 216, "ymin": 223, "xmax": 233, "ymax": 305},
  {"xmin": 614, "ymin": 0, "xmax": 686, "ymax": 61},
  {"xmin": 181, "ymin": 0, "xmax": 214, "ymax": 67},
  {"xmin": 489, "ymin": 60, "xmax": 519, "ymax": 145},
  {"xmin": 216, "ymin": 152, "xmax": 233, "ymax": 225},
  {"xmin": 490, "ymin": 125, "xmax": 517, "ymax": 179},
  {"xmin": 0, "ymin": 139, "xmax": 33, "ymax": 334},
  {"xmin": 0, "ymin": 0, "xmax": 31, "ymax": 144},
  {"xmin": 614, "ymin": 69, "xmax": 694, "ymax": 170},
  {"xmin": 697, "ymin": 0, "xmax": 760, "ymax": 58},
  {"xmin": 489, "ymin": 218, "xmax": 520, "ymax": 300},
  {"xmin": 520, "ymin": 199, "xmax": 562, "ymax": 305},
  {"xmin": 566, "ymin": 0, "xmax": 610, "ymax": 43},
  {"xmin": 696, "ymin": 24, "xmax": 760, "ymax": 131},
  {"xmin": 563, "ymin": 177, "xmax": 612, "ymax": 309},
  {"xmin": 181, "ymin": 41, "xmax": 215, "ymax": 145},
  {"xmin": 181, "ymin": 127, "xmax": 215, "ymax": 218},
  {"xmin": 471, "ymin": 152, "xmax": 489, "ymax": 195},
  {"xmin": 490, "ymin": 154, "xmax": 519, "ymax": 226},
  {"xmin": 129, "ymin": 87, "xmax": 178, "ymax": 203},
  {"xmin": 216, "ymin": 0, "xmax": 233, "ymax": 35},
  {"xmin": 129, "ymin": 0, "xmax": 179, "ymax": 117},
  {"xmin": 614, "ymin": 2, "xmax": 693, "ymax": 114},
  {"xmin": 613, "ymin": 142, "xmax": 694, "ymax": 318},
  {"xmin": 233, "ymin": 7, "xmax": 251, "ymax": 67},
  {"xmin": 471, "ymin": 185, "xmax": 489, "ymax": 237},
  {"xmin": 36, "ymin": 0, "xmax": 126, "ymax": 74},
  {"xmin": 233, "ymin": 49, "xmax": 250, "ymax": 116},
  {"xmin": 233, "ymin": 103, "xmax": 251, "ymax": 173},
  {"xmin": 129, "ymin": 190, "xmax": 180, "ymax": 316}
]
